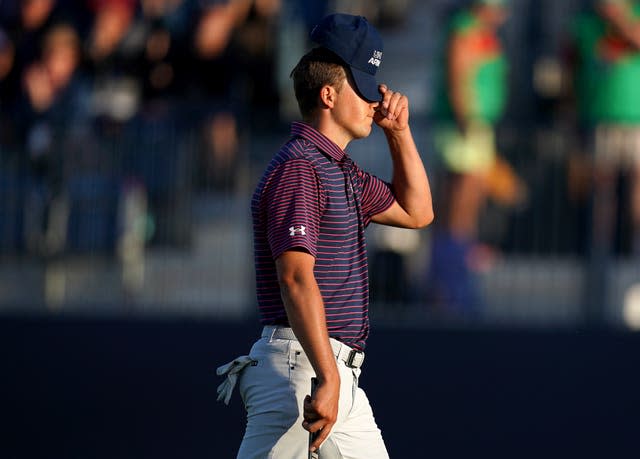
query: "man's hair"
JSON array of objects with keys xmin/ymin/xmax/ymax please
[{"xmin": 290, "ymin": 47, "xmax": 347, "ymax": 120}]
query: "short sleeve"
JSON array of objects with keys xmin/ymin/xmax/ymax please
[
  {"xmin": 356, "ymin": 167, "xmax": 395, "ymax": 227},
  {"xmin": 263, "ymin": 159, "xmax": 325, "ymax": 259}
]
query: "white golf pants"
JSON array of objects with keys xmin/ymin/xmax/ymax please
[{"xmin": 232, "ymin": 327, "xmax": 389, "ymax": 459}]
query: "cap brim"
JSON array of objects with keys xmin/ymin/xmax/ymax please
[{"xmin": 350, "ymin": 67, "xmax": 381, "ymax": 102}]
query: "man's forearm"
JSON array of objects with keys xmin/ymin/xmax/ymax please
[
  {"xmin": 275, "ymin": 251, "xmax": 340, "ymax": 448},
  {"xmin": 385, "ymin": 127, "xmax": 434, "ymax": 227},
  {"xmin": 280, "ymin": 275, "xmax": 339, "ymax": 383}
]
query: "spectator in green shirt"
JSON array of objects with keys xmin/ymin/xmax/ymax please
[
  {"xmin": 573, "ymin": 0, "xmax": 640, "ymax": 255},
  {"xmin": 427, "ymin": 0, "xmax": 524, "ymax": 314}
]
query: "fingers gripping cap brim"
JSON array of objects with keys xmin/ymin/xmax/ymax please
[{"xmin": 350, "ymin": 67, "xmax": 381, "ymax": 102}]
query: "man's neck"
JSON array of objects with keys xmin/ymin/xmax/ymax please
[{"xmin": 309, "ymin": 117, "xmax": 351, "ymax": 151}]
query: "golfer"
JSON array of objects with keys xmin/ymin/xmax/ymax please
[{"xmin": 217, "ymin": 13, "xmax": 434, "ymax": 458}]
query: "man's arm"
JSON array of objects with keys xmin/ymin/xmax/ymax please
[
  {"xmin": 275, "ymin": 250, "xmax": 339, "ymax": 453},
  {"xmin": 371, "ymin": 84, "xmax": 435, "ymax": 229}
]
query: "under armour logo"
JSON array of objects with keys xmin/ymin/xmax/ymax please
[{"xmin": 289, "ymin": 225, "xmax": 306, "ymax": 236}]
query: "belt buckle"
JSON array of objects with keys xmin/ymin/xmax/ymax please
[{"xmin": 346, "ymin": 349, "xmax": 360, "ymax": 368}]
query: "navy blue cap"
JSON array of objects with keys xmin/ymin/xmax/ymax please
[{"xmin": 310, "ymin": 14, "xmax": 383, "ymax": 102}]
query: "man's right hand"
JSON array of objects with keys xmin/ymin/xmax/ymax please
[{"xmin": 302, "ymin": 376, "xmax": 340, "ymax": 453}]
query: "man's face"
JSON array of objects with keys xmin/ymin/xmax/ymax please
[{"xmin": 331, "ymin": 74, "xmax": 379, "ymax": 141}]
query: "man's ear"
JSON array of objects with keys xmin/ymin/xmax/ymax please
[{"xmin": 319, "ymin": 84, "xmax": 336, "ymax": 108}]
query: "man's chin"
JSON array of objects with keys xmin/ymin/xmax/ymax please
[{"xmin": 357, "ymin": 124, "xmax": 373, "ymax": 139}]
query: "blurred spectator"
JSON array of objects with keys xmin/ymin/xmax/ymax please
[
  {"xmin": 231, "ymin": 0, "xmax": 281, "ymax": 126},
  {"xmin": 189, "ymin": 0, "xmax": 245, "ymax": 196},
  {"xmin": 571, "ymin": 0, "xmax": 640, "ymax": 256},
  {"xmin": 0, "ymin": 28, "xmax": 14, "ymax": 85},
  {"xmin": 189, "ymin": 0, "xmax": 282, "ymax": 193},
  {"xmin": 196, "ymin": 110, "xmax": 242, "ymax": 192},
  {"xmin": 190, "ymin": 0, "xmax": 245, "ymax": 107},
  {"xmin": 85, "ymin": 0, "xmax": 138, "ymax": 124},
  {"xmin": 82, "ymin": 0, "xmax": 194, "ymax": 249},
  {"xmin": 328, "ymin": 0, "xmax": 411, "ymax": 28},
  {"xmin": 1, "ymin": 1, "xmax": 92, "ymax": 254},
  {"xmin": 118, "ymin": 0, "xmax": 197, "ymax": 247},
  {"xmin": 1, "ymin": 0, "xmax": 58, "ymax": 151},
  {"xmin": 124, "ymin": 0, "xmax": 193, "ymax": 108},
  {"xmin": 0, "ymin": 27, "xmax": 17, "ymax": 150},
  {"xmin": 18, "ymin": 22, "xmax": 96, "ymax": 255},
  {"xmin": 86, "ymin": 0, "xmax": 135, "ymax": 62},
  {"xmin": 426, "ymin": 0, "xmax": 525, "ymax": 315},
  {"xmin": 0, "ymin": 24, "xmax": 21, "ymax": 253}
]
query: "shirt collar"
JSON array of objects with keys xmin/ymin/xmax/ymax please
[{"xmin": 291, "ymin": 121, "xmax": 346, "ymax": 163}]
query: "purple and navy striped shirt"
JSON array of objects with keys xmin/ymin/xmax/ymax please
[{"xmin": 251, "ymin": 122, "xmax": 395, "ymax": 350}]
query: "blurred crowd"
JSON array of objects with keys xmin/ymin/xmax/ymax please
[
  {"xmin": 422, "ymin": 0, "xmax": 640, "ymax": 315},
  {"xmin": 2, "ymin": 0, "xmax": 640, "ymax": 315},
  {"xmin": 3, "ymin": 2, "xmax": 293, "ymax": 157},
  {"xmin": 0, "ymin": 0, "xmax": 292, "ymax": 255},
  {"xmin": 0, "ymin": 0, "xmax": 410, "ymax": 256}
]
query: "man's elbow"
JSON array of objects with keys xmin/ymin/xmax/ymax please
[
  {"xmin": 411, "ymin": 208, "xmax": 435, "ymax": 229},
  {"xmin": 419, "ymin": 210, "xmax": 435, "ymax": 228},
  {"xmin": 426, "ymin": 208, "xmax": 436, "ymax": 227}
]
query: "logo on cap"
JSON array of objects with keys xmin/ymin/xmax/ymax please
[{"xmin": 368, "ymin": 50, "xmax": 382, "ymax": 68}]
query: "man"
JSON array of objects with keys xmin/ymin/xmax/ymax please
[
  {"xmin": 573, "ymin": 0, "xmax": 640, "ymax": 255},
  {"xmin": 567, "ymin": 0, "xmax": 640, "ymax": 319},
  {"xmin": 427, "ymin": 0, "xmax": 523, "ymax": 315},
  {"xmin": 217, "ymin": 13, "xmax": 433, "ymax": 458}
]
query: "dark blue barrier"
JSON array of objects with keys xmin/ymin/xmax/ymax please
[{"xmin": 2, "ymin": 316, "xmax": 639, "ymax": 458}]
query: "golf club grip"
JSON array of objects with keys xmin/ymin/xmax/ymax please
[{"xmin": 309, "ymin": 377, "xmax": 319, "ymax": 459}]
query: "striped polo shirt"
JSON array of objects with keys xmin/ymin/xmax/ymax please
[{"xmin": 251, "ymin": 122, "xmax": 395, "ymax": 350}]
